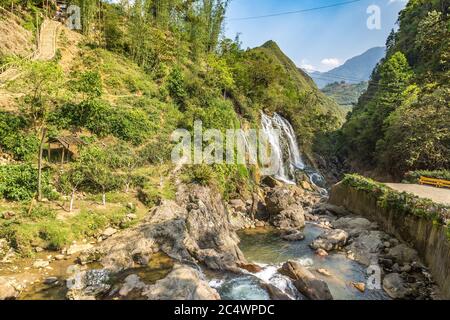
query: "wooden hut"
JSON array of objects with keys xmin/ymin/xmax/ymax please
[{"xmin": 47, "ymin": 135, "xmax": 85, "ymax": 164}]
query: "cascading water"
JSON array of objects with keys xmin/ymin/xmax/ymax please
[{"xmin": 261, "ymin": 112, "xmax": 327, "ymax": 195}]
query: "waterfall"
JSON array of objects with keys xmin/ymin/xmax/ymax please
[{"xmin": 261, "ymin": 112, "xmax": 328, "ymax": 195}]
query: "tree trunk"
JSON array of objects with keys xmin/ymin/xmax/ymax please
[
  {"xmin": 37, "ymin": 128, "xmax": 47, "ymax": 202},
  {"xmin": 125, "ymin": 182, "xmax": 130, "ymax": 193},
  {"xmin": 102, "ymin": 190, "xmax": 106, "ymax": 206},
  {"xmin": 69, "ymin": 190, "xmax": 75, "ymax": 212}
]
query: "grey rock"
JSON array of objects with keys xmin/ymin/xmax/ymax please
[
  {"xmin": 66, "ymin": 269, "xmax": 111, "ymax": 300},
  {"xmin": 310, "ymin": 229, "xmax": 348, "ymax": 252},
  {"xmin": 387, "ymin": 244, "xmax": 419, "ymax": 264},
  {"xmin": 0, "ymin": 277, "xmax": 19, "ymax": 300},
  {"xmin": 383, "ymin": 273, "xmax": 409, "ymax": 299},
  {"xmin": 142, "ymin": 264, "xmax": 220, "ymax": 300},
  {"xmin": 279, "ymin": 261, "xmax": 333, "ymax": 300}
]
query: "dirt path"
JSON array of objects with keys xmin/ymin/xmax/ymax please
[
  {"xmin": 0, "ymin": 19, "xmax": 59, "ymax": 85},
  {"xmin": 386, "ymin": 183, "xmax": 450, "ymax": 205}
]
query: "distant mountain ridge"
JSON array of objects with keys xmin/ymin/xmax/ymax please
[{"xmin": 308, "ymin": 47, "xmax": 385, "ymax": 88}]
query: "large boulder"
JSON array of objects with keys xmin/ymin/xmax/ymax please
[
  {"xmin": 346, "ymin": 231, "xmax": 385, "ymax": 266},
  {"xmin": 142, "ymin": 264, "xmax": 220, "ymax": 300},
  {"xmin": 310, "ymin": 229, "xmax": 348, "ymax": 252},
  {"xmin": 265, "ymin": 187, "xmax": 296, "ymax": 215},
  {"xmin": 0, "ymin": 277, "xmax": 19, "ymax": 300},
  {"xmin": 66, "ymin": 269, "xmax": 111, "ymax": 300},
  {"xmin": 270, "ymin": 204, "xmax": 305, "ymax": 230},
  {"xmin": 387, "ymin": 244, "xmax": 419, "ymax": 264},
  {"xmin": 79, "ymin": 185, "xmax": 245, "ymax": 272},
  {"xmin": 383, "ymin": 273, "xmax": 409, "ymax": 299},
  {"xmin": 333, "ymin": 217, "xmax": 376, "ymax": 237},
  {"xmin": 313, "ymin": 203, "xmax": 350, "ymax": 217},
  {"xmin": 279, "ymin": 261, "xmax": 333, "ymax": 300}
]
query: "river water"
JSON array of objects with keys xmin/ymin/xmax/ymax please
[{"xmin": 209, "ymin": 224, "xmax": 389, "ymax": 300}]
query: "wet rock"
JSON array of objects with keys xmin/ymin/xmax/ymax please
[
  {"xmin": 0, "ymin": 277, "xmax": 19, "ymax": 300},
  {"xmin": 261, "ymin": 283, "xmax": 292, "ymax": 300},
  {"xmin": 316, "ymin": 248, "xmax": 328, "ymax": 257},
  {"xmin": 66, "ymin": 269, "xmax": 111, "ymax": 300},
  {"xmin": 142, "ymin": 264, "xmax": 220, "ymax": 300},
  {"xmin": 261, "ymin": 176, "xmax": 283, "ymax": 188},
  {"xmin": 119, "ymin": 274, "xmax": 146, "ymax": 297},
  {"xmin": 281, "ymin": 230, "xmax": 305, "ymax": 242},
  {"xmin": 383, "ymin": 273, "xmax": 409, "ymax": 299},
  {"xmin": 310, "ymin": 229, "xmax": 348, "ymax": 252},
  {"xmin": 279, "ymin": 261, "xmax": 333, "ymax": 300},
  {"xmin": 345, "ymin": 231, "xmax": 384, "ymax": 266},
  {"xmin": 317, "ymin": 268, "xmax": 331, "ymax": 277},
  {"xmin": 80, "ymin": 185, "xmax": 246, "ymax": 272},
  {"xmin": 238, "ymin": 262, "xmax": 263, "ymax": 273},
  {"xmin": 352, "ymin": 282, "xmax": 366, "ymax": 293},
  {"xmin": 333, "ymin": 217, "xmax": 375, "ymax": 237},
  {"xmin": 387, "ymin": 244, "xmax": 419, "ymax": 264},
  {"xmin": 33, "ymin": 259, "xmax": 50, "ymax": 269},
  {"xmin": 255, "ymin": 221, "xmax": 265, "ymax": 228},
  {"xmin": 313, "ymin": 204, "xmax": 350, "ymax": 217},
  {"xmin": 44, "ymin": 277, "xmax": 58, "ymax": 285}
]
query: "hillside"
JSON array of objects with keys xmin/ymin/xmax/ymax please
[
  {"xmin": 236, "ymin": 40, "xmax": 345, "ymax": 151},
  {"xmin": 321, "ymin": 81, "xmax": 368, "ymax": 111},
  {"xmin": 331, "ymin": 0, "xmax": 450, "ymax": 179},
  {"xmin": 309, "ymin": 47, "xmax": 385, "ymax": 88}
]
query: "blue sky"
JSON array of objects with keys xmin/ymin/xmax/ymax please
[{"xmin": 224, "ymin": 0, "xmax": 408, "ymax": 72}]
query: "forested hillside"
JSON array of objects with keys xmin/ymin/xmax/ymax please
[
  {"xmin": 321, "ymin": 81, "xmax": 368, "ymax": 111},
  {"xmin": 0, "ymin": 0, "xmax": 342, "ymax": 254},
  {"xmin": 328, "ymin": 0, "xmax": 449, "ymax": 179}
]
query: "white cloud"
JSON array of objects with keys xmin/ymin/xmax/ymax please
[
  {"xmin": 321, "ymin": 58, "xmax": 341, "ymax": 68},
  {"xmin": 298, "ymin": 59, "xmax": 317, "ymax": 72},
  {"xmin": 388, "ymin": 0, "xmax": 407, "ymax": 4}
]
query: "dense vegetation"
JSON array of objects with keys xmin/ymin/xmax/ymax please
[
  {"xmin": 342, "ymin": 174, "xmax": 450, "ymax": 229},
  {"xmin": 0, "ymin": 0, "xmax": 344, "ymax": 254},
  {"xmin": 321, "ymin": 81, "xmax": 368, "ymax": 111},
  {"xmin": 330, "ymin": 0, "xmax": 450, "ymax": 179}
]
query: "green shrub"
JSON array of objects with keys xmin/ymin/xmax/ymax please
[
  {"xmin": 404, "ymin": 170, "xmax": 450, "ymax": 183},
  {"xmin": 0, "ymin": 164, "xmax": 53, "ymax": 201},
  {"xmin": 182, "ymin": 165, "xmax": 215, "ymax": 186},
  {"xmin": 342, "ymin": 174, "xmax": 449, "ymax": 224},
  {"xmin": 137, "ymin": 187, "xmax": 162, "ymax": 208}
]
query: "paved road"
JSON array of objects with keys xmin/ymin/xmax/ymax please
[{"xmin": 386, "ymin": 183, "xmax": 450, "ymax": 206}]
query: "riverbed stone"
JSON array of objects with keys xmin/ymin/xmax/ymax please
[
  {"xmin": 66, "ymin": 269, "xmax": 111, "ymax": 300},
  {"xmin": 345, "ymin": 231, "xmax": 384, "ymax": 266},
  {"xmin": 383, "ymin": 273, "xmax": 409, "ymax": 299},
  {"xmin": 279, "ymin": 261, "xmax": 333, "ymax": 300},
  {"xmin": 265, "ymin": 187, "xmax": 296, "ymax": 215},
  {"xmin": 33, "ymin": 259, "xmax": 50, "ymax": 269},
  {"xmin": 281, "ymin": 230, "xmax": 305, "ymax": 241},
  {"xmin": 142, "ymin": 264, "xmax": 220, "ymax": 300},
  {"xmin": 0, "ymin": 277, "xmax": 19, "ymax": 300},
  {"xmin": 66, "ymin": 243, "xmax": 94, "ymax": 256},
  {"xmin": 79, "ymin": 185, "xmax": 246, "ymax": 272},
  {"xmin": 333, "ymin": 217, "xmax": 375, "ymax": 237},
  {"xmin": 310, "ymin": 229, "xmax": 348, "ymax": 252},
  {"xmin": 119, "ymin": 274, "xmax": 146, "ymax": 297},
  {"xmin": 270, "ymin": 204, "xmax": 305, "ymax": 230},
  {"xmin": 387, "ymin": 244, "xmax": 419, "ymax": 264}
]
